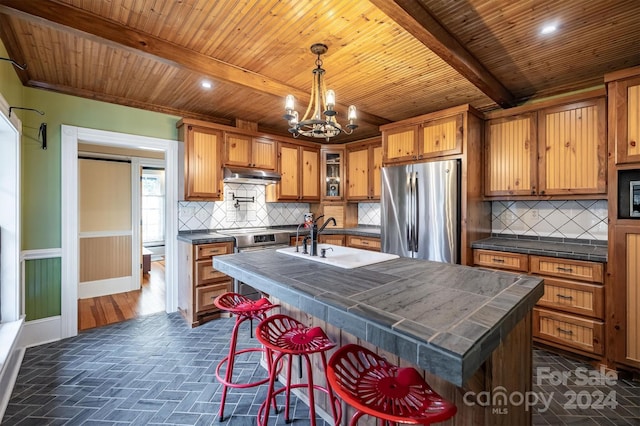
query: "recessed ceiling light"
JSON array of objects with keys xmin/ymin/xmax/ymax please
[
  {"xmin": 201, "ymin": 80, "xmax": 212, "ymax": 89},
  {"xmin": 540, "ymin": 23, "xmax": 557, "ymax": 35}
]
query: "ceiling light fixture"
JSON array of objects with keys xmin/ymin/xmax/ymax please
[
  {"xmin": 201, "ymin": 80, "xmax": 212, "ymax": 89},
  {"xmin": 283, "ymin": 43, "xmax": 357, "ymax": 141},
  {"xmin": 540, "ymin": 23, "xmax": 557, "ymax": 35}
]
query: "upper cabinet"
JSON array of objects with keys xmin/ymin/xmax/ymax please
[
  {"xmin": 607, "ymin": 74, "xmax": 640, "ymax": 164},
  {"xmin": 268, "ymin": 141, "xmax": 320, "ymax": 202},
  {"xmin": 224, "ymin": 132, "xmax": 276, "ymax": 170},
  {"xmin": 538, "ymin": 98, "xmax": 606, "ymax": 196},
  {"xmin": 484, "ymin": 113, "xmax": 537, "ymax": 196},
  {"xmin": 321, "ymin": 147, "xmax": 344, "ymax": 202},
  {"xmin": 177, "ymin": 119, "xmax": 223, "ymax": 201},
  {"xmin": 382, "ymin": 113, "xmax": 463, "ymax": 164},
  {"xmin": 484, "ymin": 91, "xmax": 607, "ymax": 198},
  {"xmin": 346, "ymin": 137, "xmax": 382, "ymax": 201}
]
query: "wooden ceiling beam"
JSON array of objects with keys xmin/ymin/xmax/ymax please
[
  {"xmin": 0, "ymin": 0, "xmax": 389, "ymax": 127},
  {"xmin": 369, "ymin": 0, "xmax": 517, "ymax": 108}
]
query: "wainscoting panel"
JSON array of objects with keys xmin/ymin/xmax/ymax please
[
  {"xmin": 79, "ymin": 235, "xmax": 132, "ymax": 282},
  {"xmin": 24, "ymin": 257, "xmax": 61, "ymax": 321}
]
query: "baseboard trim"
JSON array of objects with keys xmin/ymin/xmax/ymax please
[
  {"xmin": 78, "ymin": 276, "xmax": 139, "ymax": 299},
  {"xmin": 0, "ymin": 346, "xmax": 25, "ymax": 420},
  {"xmin": 19, "ymin": 316, "xmax": 62, "ymax": 348}
]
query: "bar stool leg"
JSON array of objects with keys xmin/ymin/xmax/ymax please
[
  {"xmin": 218, "ymin": 316, "xmax": 243, "ymax": 421},
  {"xmin": 261, "ymin": 351, "xmax": 285, "ymax": 426},
  {"xmin": 320, "ymin": 351, "xmax": 339, "ymax": 423},
  {"xmin": 283, "ymin": 353, "xmax": 293, "ymax": 423},
  {"xmin": 302, "ymin": 354, "xmax": 317, "ymax": 426}
]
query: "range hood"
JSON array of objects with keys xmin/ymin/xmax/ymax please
[{"xmin": 223, "ymin": 167, "xmax": 281, "ymax": 185}]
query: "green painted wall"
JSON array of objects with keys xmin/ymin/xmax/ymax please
[
  {"xmin": 24, "ymin": 258, "xmax": 61, "ymax": 320},
  {"xmin": 21, "ymin": 88, "xmax": 180, "ymax": 249}
]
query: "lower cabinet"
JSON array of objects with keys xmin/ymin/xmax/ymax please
[
  {"xmin": 346, "ymin": 235, "xmax": 381, "ymax": 251},
  {"xmin": 319, "ymin": 234, "xmax": 345, "ymax": 246},
  {"xmin": 473, "ymin": 249, "xmax": 606, "ymax": 360},
  {"xmin": 178, "ymin": 240, "xmax": 234, "ymax": 327}
]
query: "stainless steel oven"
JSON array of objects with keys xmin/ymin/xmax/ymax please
[{"xmin": 217, "ymin": 228, "xmax": 290, "ymax": 299}]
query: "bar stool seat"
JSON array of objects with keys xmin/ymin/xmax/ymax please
[
  {"xmin": 213, "ymin": 292, "xmax": 279, "ymax": 421},
  {"xmin": 327, "ymin": 344, "xmax": 457, "ymax": 425},
  {"xmin": 256, "ymin": 314, "xmax": 341, "ymax": 426}
]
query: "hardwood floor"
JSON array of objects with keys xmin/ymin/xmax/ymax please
[{"xmin": 78, "ymin": 260, "xmax": 166, "ymax": 331}]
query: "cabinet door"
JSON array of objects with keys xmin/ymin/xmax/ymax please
[
  {"xmin": 611, "ymin": 77, "xmax": 640, "ymax": 164},
  {"xmin": 319, "ymin": 234, "xmax": 345, "ymax": 246},
  {"xmin": 185, "ymin": 126, "xmax": 223, "ymax": 200},
  {"xmin": 346, "ymin": 146, "xmax": 369, "ymax": 200},
  {"xmin": 277, "ymin": 143, "xmax": 300, "ymax": 200},
  {"xmin": 321, "ymin": 148, "xmax": 344, "ymax": 201},
  {"xmin": 383, "ymin": 125, "xmax": 418, "ymax": 163},
  {"xmin": 224, "ymin": 132, "xmax": 252, "ymax": 168},
  {"xmin": 252, "ymin": 137, "xmax": 276, "ymax": 170},
  {"xmin": 538, "ymin": 98, "xmax": 606, "ymax": 195},
  {"xmin": 370, "ymin": 144, "xmax": 383, "ymax": 200},
  {"xmin": 300, "ymin": 146, "xmax": 320, "ymax": 201},
  {"xmin": 420, "ymin": 114, "xmax": 463, "ymax": 159},
  {"xmin": 485, "ymin": 114, "xmax": 537, "ymax": 196}
]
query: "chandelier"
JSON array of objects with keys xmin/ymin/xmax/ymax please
[{"xmin": 283, "ymin": 43, "xmax": 357, "ymax": 141}]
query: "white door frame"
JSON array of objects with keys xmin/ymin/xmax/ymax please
[{"xmin": 61, "ymin": 125, "xmax": 178, "ymax": 339}]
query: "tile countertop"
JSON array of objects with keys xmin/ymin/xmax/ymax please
[
  {"xmin": 471, "ymin": 234, "xmax": 608, "ymax": 263},
  {"xmin": 214, "ymin": 250, "xmax": 543, "ymax": 387},
  {"xmin": 177, "ymin": 226, "xmax": 381, "ymax": 244}
]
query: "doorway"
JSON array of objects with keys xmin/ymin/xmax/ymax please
[{"xmin": 61, "ymin": 126, "xmax": 178, "ymax": 340}]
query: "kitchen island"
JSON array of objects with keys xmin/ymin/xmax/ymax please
[{"xmin": 214, "ymin": 249, "xmax": 544, "ymax": 425}]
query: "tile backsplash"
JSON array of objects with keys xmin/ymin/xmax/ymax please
[
  {"xmin": 492, "ymin": 200, "xmax": 608, "ymax": 241},
  {"xmin": 358, "ymin": 203, "xmax": 381, "ymax": 226},
  {"xmin": 178, "ymin": 183, "xmax": 309, "ymax": 231}
]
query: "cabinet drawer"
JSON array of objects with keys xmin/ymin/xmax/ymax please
[
  {"xmin": 196, "ymin": 281, "xmax": 232, "ymax": 313},
  {"xmin": 195, "ymin": 242, "xmax": 234, "ymax": 260},
  {"xmin": 196, "ymin": 260, "xmax": 228, "ymax": 285},
  {"xmin": 537, "ymin": 277, "xmax": 604, "ymax": 319},
  {"xmin": 534, "ymin": 308, "xmax": 604, "ymax": 355},
  {"xmin": 473, "ymin": 249, "xmax": 528, "ymax": 272},
  {"xmin": 347, "ymin": 235, "xmax": 380, "ymax": 251},
  {"xmin": 530, "ymin": 255, "xmax": 603, "ymax": 283},
  {"xmin": 319, "ymin": 234, "xmax": 345, "ymax": 246}
]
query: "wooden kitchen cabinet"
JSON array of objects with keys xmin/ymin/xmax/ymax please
[
  {"xmin": 346, "ymin": 137, "xmax": 382, "ymax": 201},
  {"xmin": 321, "ymin": 146, "xmax": 344, "ymax": 201},
  {"xmin": 319, "ymin": 234, "xmax": 345, "ymax": 246},
  {"xmin": 484, "ymin": 113, "xmax": 537, "ymax": 196},
  {"xmin": 269, "ymin": 141, "xmax": 320, "ymax": 202},
  {"xmin": 382, "ymin": 114, "xmax": 462, "ymax": 164},
  {"xmin": 538, "ymin": 98, "xmax": 607, "ymax": 196},
  {"xmin": 473, "ymin": 248, "xmax": 607, "ymax": 359},
  {"xmin": 224, "ymin": 132, "xmax": 276, "ymax": 170},
  {"xmin": 178, "ymin": 240, "xmax": 234, "ymax": 327},
  {"xmin": 484, "ymin": 92, "xmax": 606, "ymax": 198},
  {"xmin": 177, "ymin": 119, "xmax": 224, "ymax": 201},
  {"xmin": 607, "ymin": 74, "xmax": 640, "ymax": 164},
  {"xmin": 346, "ymin": 235, "xmax": 380, "ymax": 251}
]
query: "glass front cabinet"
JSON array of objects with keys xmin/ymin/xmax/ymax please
[{"xmin": 321, "ymin": 147, "xmax": 344, "ymax": 201}]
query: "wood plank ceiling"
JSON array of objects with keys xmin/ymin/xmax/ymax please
[{"xmin": 0, "ymin": 0, "xmax": 638, "ymax": 143}]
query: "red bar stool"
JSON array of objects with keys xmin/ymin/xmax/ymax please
[
  {"xmin": 327, "ymin": 344, "xmax": 457, "ymax": 425},
  {"xmin": 213, "ymin": 292, "xmax": 279, "ymax": 422},
  {"xmin": 255, "ymin": 314, "xmax": 341, "ymax": 426}
]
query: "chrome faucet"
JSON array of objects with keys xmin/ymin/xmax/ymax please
[{"xmin": 310, "ymin": 216, "xmax": 337, "ymax": 256}]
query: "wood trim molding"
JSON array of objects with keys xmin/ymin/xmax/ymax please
[
  {"xmin": 61, "ymin": 125, "xmax": 180, "ymax": 340},
  {"xmin": 20, "ymin": 248, "xmax": 62, "ymax": 261}
]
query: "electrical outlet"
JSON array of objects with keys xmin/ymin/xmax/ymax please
[{"xmin": 529, "ymin": 209, "xmax": 539, "ymax": 221}]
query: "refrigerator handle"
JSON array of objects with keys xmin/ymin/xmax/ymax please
[
  {"xmin": 406, "ymin": 171, "xmax": 412, "ymax": 251},
  {"xmin": 413, "ymin": 171, "xmax": 419, "ymax": 252}
]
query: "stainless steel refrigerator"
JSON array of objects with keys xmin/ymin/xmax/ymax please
[{"xmin": 381, "ymin": 159, "xmax": 460, "ymax": 263}]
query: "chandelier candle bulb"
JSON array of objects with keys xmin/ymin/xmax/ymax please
[
  {"xmin": 325, "ymin": 90, "xmax": 335, "ymax": 108},
  {"xmin": 348, "ymin": 105, "xmax": 357, "ymax": 120}
]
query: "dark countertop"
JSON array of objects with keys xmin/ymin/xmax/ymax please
[
  {"xmin": 471, "ymin": 234, "xmax": 607, "ymax": 263},
  {"xmin": 214, "ymin": 250, "xmax": 543, "ymax": 387},
  {"xmin": 177, "ymin": 226, "xmax": 380, "ymax": 244}
]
